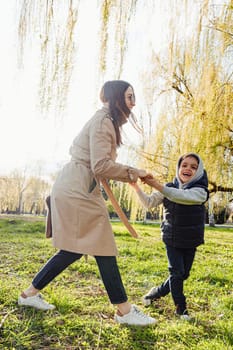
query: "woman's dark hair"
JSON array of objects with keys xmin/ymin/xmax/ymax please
[{"xmin": 100, "ymin": 80, "xmax": 134, "ymax": 146}]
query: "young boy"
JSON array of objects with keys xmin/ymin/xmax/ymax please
[{"xmin": 132, "ymin": 153, "xmax": 209, "ymax": 320}]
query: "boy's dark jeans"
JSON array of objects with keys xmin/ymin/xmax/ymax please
[
  {"xmin": 32, "ymin": 250, "xmax": 127, "ymax": 305},
  {"xmin": 157, "ymin": 245, "xmax": 196, "ymax": 311}
]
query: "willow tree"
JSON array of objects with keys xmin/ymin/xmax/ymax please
[
  {"xmin": 17, "ymin": 0, "xmax": 141, "ymax": 221},
  {"xmin": 17, "ymin": 0, "xmax": 232, "ymax": 221},
  {"xmin": 17, "ymin": 0, "xmax": 137, "ymax": 114},
  {"xmin": 99, "ymin": 0, "xmax": 137, "ymax": 77},
  {"xmin": 18, "ymin": 0, "xmax": 79, "ymax": 114},
  {"xmin": 172, "ymin": 1, "xmax": 232, "ymax": 189},
  {"xmin": 126, "ymin": 0, "xmax": 233, "ymax": 222},
  {"xmin": 137, "ymin": 0, "xmax": 233, "ymax": 190}
]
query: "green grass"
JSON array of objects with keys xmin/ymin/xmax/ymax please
[{"xmin": 0, "ymin": 218, "xmax": 233, "ymax": 349}]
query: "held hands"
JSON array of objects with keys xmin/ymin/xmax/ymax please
[
  {"xmin": 137, "ymin": 170, "xmax": 154, "ymax": 182},
  {"xmin": 129, "ymin": 172, "xmax": 155, "ymax": 190},
  {"xmin": 140, "ymin": 173, "xmax": 163, "ymax": 191},
  {"xmin": 139, "ymin": 173, "xmax": 154, "ymax": 184},
  {"xmin": 128, "ymin": 169, "xmax": 150, "ymax": 191},
  {"xmin": 132, "ymin": 170, "xmax": 163, "ymax": 192}
]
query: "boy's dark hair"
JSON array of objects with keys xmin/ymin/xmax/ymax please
[{"xmin": 178, "ymin": 153, "xmax": 200, "ymax": 168}]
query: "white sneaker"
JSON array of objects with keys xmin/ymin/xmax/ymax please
[
  {"xmin": 179, "ymin": 314, "xmax": 192, "ymax": 321},
  {"xmin": 18, "ymin": 294, "xmax": 55, "ymax": 311},
  {"xmin": 142, "ymin": 294, "xmax": 153, "ymax": 307},
  {"xmin": 142, "ymin": 287, "xmax": 160, "ymax": 306},
  {"xmin": 114, "ymin": 304, "xmax": 157, "ymax": 326},
  {"xmin": 175, "ymin": 308, "xmax": 192, "ymax": 321}
]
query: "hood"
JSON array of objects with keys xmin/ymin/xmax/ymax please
[{"xmin": 174, "ymin": 153, "xmax": 204, "ymax": 189}]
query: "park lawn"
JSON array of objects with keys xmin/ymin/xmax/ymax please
[{"xmin": 0, "ymin": 218, "xmax": 232, "ymax": 350}]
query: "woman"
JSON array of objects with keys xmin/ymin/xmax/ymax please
[{"xmin": 18, "ymin": 80, "xmax": 156, "ymax": 326}]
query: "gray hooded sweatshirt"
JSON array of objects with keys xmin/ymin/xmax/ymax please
[{"xmin": 136, "ymin": 153, "xmax": 208, "ymax": 209}]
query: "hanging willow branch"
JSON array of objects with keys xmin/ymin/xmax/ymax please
[
  {"xmin": 98, "ymin": 0, "xmax": 137, "ymax": 77},
  {"xmin": 18, "ymin": 0, "xmax": 79, "ymax": 115},
  {"xmin": 18, "ymin": 0, "xmax": 37, "ymax": 65},
  {"xmin": 40, "ymin": 0, "xmax": 79, "ymax": 113},
  {"xmin": 18, "ymin": 0, "xmax": 137, "ymax": 113},
  {"xmin": 115, "ymin": 0, "xmax": 137, "ymax": 78}
]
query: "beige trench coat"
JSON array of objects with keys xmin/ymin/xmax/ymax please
[{"xmin": 51, "ymin": 106, "xmax": 143, "ymax": 256}]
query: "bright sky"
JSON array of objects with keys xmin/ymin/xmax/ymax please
[
  {"xmin": 0, "ymin": 0, "xmax": 189, "ymax": 177},
  {"xmin": 0, "ymin": 2, "xmax": 101, "ymax": 176}
]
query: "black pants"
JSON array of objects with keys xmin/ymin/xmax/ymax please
[
  {"xmin": 32, "ymin": 250, "xmax": 127, "ymax": 304},
  {"xmin": 157, "ymin": 245, "xmax": 196, "ymax": 311}
]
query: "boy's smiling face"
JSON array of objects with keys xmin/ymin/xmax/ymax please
[{"xmin": 178, "ymin": 156, "xmax": 199, "ymax": 183}]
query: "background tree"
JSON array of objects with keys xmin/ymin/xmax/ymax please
[
  {"xmin": 129, "ymin": 0, "xmax": 233, "ymax": 221},
  {"xmin": 16, "ymin": 0, "xmax": 233, "ymax": 222},
  {"xmin": 0, "ymin": 168, "xmax": 51, "ymax": 215}
]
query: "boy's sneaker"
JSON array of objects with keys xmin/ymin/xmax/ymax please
[
  {"xmin": 18, "ymin": 294, "xmax": 55, "ymax": 311},
  {"xmin": 179, "ymin": 313, "xmax": 192, "ymax": 321},
  {"xmin": 142, "ymin": 287, "xmax": 160, "ymax": 306},
  {"xmin": 115, "ymin": 304, "xmax": 157, "ymax": 326},
  {"xmin": 175, "ymin": 306, "xmax": 191, "ymax": 321}
]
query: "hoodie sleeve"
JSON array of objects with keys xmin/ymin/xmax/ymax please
[
  {"xmin": 135, "ymin": 188, "xmax": 164, "ymax": 209},
  {"xmin": 162, "ymin": 186, "xmax": 208, "ymax": 205}
]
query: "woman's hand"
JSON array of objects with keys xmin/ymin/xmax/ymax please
[{"xmin": 137, "ymin": 169, "xmax": 147, "ymax": 178}]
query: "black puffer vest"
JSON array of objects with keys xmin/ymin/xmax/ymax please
[{"xmin": 161, "ymin": 171, "xmax": 209, "ymax": 249}]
